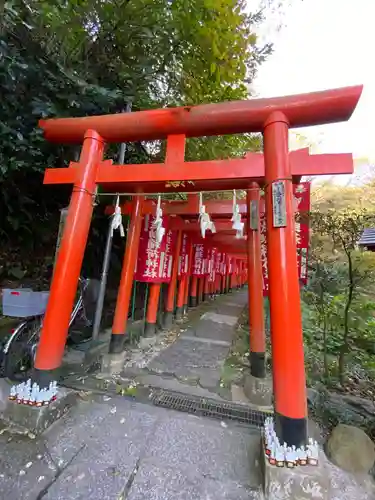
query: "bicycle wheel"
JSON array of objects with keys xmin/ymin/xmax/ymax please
[{"xmin": 3, "ymin": 317, "xmax": 42, "ymax": 382}]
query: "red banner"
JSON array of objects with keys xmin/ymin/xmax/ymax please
[
  {"xmin": 203, "ymin": 245, "xmax": 211, "ymax": 276},
  {"xmin": 295, "ymin": 183, "xmax": 310, "ymax": 285},
  {"xmin": 135, "ymin": 216, "xmax": 176, "ymax": 283},
  {"xmin": 215, "ymin": 251, "xmax": 222, "ymax": 275},
  {"xmin": 261, "ymin": 182, "xmax": 310, "ymax": 296},
  {"xmin": 135, "ymin": 215, "xmax": 164, "ymax": 282},
  {"xmin": 192, "ymin": 243, "xmax": 205, "ymax": 277},
  {"xmin": 235, "ymin": 259, "xmax": 240, "ymax": 276},
  {"xmin": 208, "ymin": 247, "xmax": 217, "ymax": 282},
  {"xmin": 160, "ymin": 229, "xmax": 177, "ymax": 282},
  {"xmin": 178, "ymin": 232, "xmax": 191, "ymax": 278},
  {"xmin": 227, "ymin": 256, "xmax": 234, "ymax": 275},
  {"xmin": 221, "ymin": 252, "xmax": 227, "ymax": 275}
]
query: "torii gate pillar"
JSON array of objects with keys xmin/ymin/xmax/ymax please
[
  {"xmin": 33, "ymin": 130, "xmax": 104, "ymax": 387},
  {"xmin": 183, "ymin": 244, "xmax": 194, "ymax": 314},
  {"xmin": 163, "ymin": 230, "xmax": 182, "ymax": 329},
  {"xmin": 246, "ymin": 183, "xmax": 266, "ymax": 379},
  {"xmin": 264, "ymin": 112, "xmax": 307, "ymax": 448}
]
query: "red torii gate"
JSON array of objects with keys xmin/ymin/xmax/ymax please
[
  {"xmin": 107, "ymin": 147, "xmax": 346, "ymax": 377},
  {"xmin": 35, "ymin": 85, "xmax": 362, "ymax": 449}
]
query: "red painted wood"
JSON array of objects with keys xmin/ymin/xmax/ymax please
[
  {"xmin": 40, "ymin": 86, "xmax": 362, "ymax": 143},
  {"xmin": 35, "ymin": 130, "xmax": 104, "ymax": 370},
  {"xmin": 44, "ymin": 150, "xmax": 354, "ymax": 192},
  {"xmin": 264, "ymin": 112, "xmax": 307, "ymax": 421}
]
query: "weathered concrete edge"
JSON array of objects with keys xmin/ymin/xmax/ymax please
[
  {"xmin": 1, "ymin": 388, "xmax": 79, "ymax": 435},
  {"xmin": 260, "ymin": 434, "xmax": 330, "ymax": 499}
]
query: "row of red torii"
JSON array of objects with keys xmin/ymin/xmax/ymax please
[{"xmin": 32, "ymin": 85, "xmax": 362, "ymax": 449}]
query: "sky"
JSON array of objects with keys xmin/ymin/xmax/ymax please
[{"xmin": 253, "ymin": 0, "xmax": 375, "ymax": 171}]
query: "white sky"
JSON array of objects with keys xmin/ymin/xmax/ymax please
[{"xmin": 253, "ymin": 0, "xmax": 375, "ymax": 162}]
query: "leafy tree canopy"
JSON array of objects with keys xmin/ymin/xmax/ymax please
[{"xmin": 0, "ymin": 0, "xmax": 273, "ymax": 278}]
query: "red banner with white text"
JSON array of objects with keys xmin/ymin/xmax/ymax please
[
  {"xmin": 134, "ymin": 215, "xmax": 164, "ymax": 282},
  {"xmin": 178, "ymin": 232, "xmax": 191, "ymax": 278},
  {"xmin": 207, "ymin": 247, "xmax": 217, "ymax": 282},
  {"xmin": 261, "ymin": 182, "xmax": 310, "ymax": 296},
  {"xmin": 135, "ymin": 216, "xmax": 176, "ymax": 283},
  {"xmin": 160, "ymin": 229, "xmax": 177, "ymax": 283},
  {"xmin": 192, "ymin": 243, "xmax": 205, "ymax": 277}
]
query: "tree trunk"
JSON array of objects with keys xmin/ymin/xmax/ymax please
[
  {"xmin": 322, "ymin": 315, "xmax": 329, "ymax": 380},
  {"xmin": 339, "ymin": 251, "xmax": 354, "ymax": 386},
  {"xmin": 319, "ymin": 281, "xmax": 329, "ymax": 380}
]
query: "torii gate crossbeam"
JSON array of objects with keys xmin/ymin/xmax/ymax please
[
  {"xmin": 40, "ymin": 86, "xmax": 362, "ymax": 143},
  {"xmin": 44, "ymin": 146, "xmax": 353, "ymax": 194}
]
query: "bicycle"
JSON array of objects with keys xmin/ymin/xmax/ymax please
[{"xmin": 1, "ymin": 277, "xmax": 100, "ymax": 382}]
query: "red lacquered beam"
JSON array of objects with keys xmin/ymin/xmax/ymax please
[
  {"xmin": 44, "ymin": 150, "xmax": 354, "ymax": 187},
  {"xmin": 39, "ymin": 86, "xmax": 363, "ymax": 144}
]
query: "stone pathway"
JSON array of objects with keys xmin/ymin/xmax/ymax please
[
  {"xmin": 121, "ymin": 290, "xmax": 248, "ymax": 400},
  {"xmin": 1, "ymin": 289, "xmax": 375, "ymax": 499},
  {"xmin": 0, "ymin": 393, "xmax": 263, "ymax": 500}
]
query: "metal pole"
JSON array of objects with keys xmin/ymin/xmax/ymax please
[
  {"xmin": 92, "ymin": 104, "xmax": 132, "ymax": 341},
  {"xmin": 92, "ymin": 204, "xmax": 116, "ymax": 341},
  {"xmin": 131, "ymin": 281, "xmax": 137, "ymax": 321}
]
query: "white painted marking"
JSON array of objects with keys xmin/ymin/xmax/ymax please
[{"xmin": 200, "ymin": 312, "xmax": 237, "ymax": 326}]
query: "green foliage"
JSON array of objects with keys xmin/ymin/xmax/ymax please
[
  {"xmin": 0, "ymin": 0, "xmax": 272, "ymax": 281},
  {"xmin": 304, "ymin": 205, "xmax": 375, "ymax": 388},
  {"xmin": 220, "ymin": 312, "xmax": 250, "ymax": 388}
]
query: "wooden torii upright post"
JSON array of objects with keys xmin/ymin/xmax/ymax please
[{"xmin": 36, "ymin": 85, "xmax": 361, "ymax": 448}]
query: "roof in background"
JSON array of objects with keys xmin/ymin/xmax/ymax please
[{"xmin": 358, "ymin": 228, "xmax": 375, "ymax": 246}]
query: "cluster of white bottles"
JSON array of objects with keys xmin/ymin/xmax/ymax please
[
  {"xmin": 9, "ymin": 379, "xmax": 58, "ymax": 407},
  {"xmin": 264, "ymin": 417, "xmax": 319, "ymax": 468}
]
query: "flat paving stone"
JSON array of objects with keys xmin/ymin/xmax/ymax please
[
  {"xmin": 43, "ymin": 399, "xmax": 161, "ymax": 499},
  {"xmin": 199, "ymin": 477, "xmax": 264, "ymax": 500},
  {"xmin": 200, "ymin": 312, "xmax": 238, "ymax": 326},
  {"xmin": 148, "ymin": 338, "xmax": 229, "ymax": 379},
  {"xmin": 193, "ymin": 320, "xmax": 234, "ymax": 343},
  {"xmin": 0, "ymin": 433, "xmax": 57, "ymax": 500},
  {"xmin": 198, "ymin": 369, "xmax": 222, "ymax": 391},
  {"xmin": 144, "ymin": 413, "xmax": 261, "ymax": 486},
  {"xmin": 127, "ymin": 461, "xmax": 202, "ymax": 500},
  {"xmin": 211, "ymin": 304, "xmax": 246, "ymax": 316},
  {"xmin": 220, "ymin": 301, "xmax": 245, "ymax": 308},
  {"xmin": 43, "ymin": 455, "xmax": 135, "ymax": 500},
  {"xmin": 127, "ymin": 460, "xmax": 263, "ymax": 500},
  {"xmin": 43, "ymin": 396, "xmax": 120, "ymax": 467}
]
